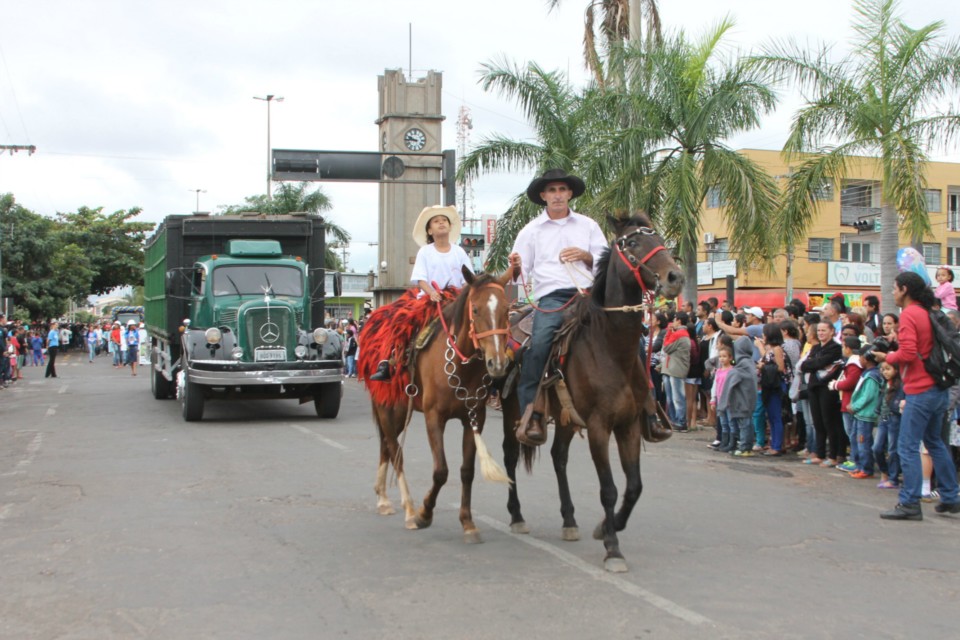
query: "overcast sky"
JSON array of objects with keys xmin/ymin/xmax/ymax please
[{"xmin": 2, "ymin": 0, "xmax": 959, "ymax": 275}]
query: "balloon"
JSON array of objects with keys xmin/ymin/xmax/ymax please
[{"xmin": 896, "ymin": 247, "xmax": 931, "ymax": 285}]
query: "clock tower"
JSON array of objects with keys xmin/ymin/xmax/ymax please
[{"xmin": 375, "ymin": 69, "xmax": 444, "ymax": 306}]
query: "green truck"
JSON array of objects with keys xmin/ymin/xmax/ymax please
[{"xmin": 144, "ymin": 214, "xmax": 343, "ymax": 421}]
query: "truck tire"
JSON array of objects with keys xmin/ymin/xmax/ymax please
[
  {"xmin": 151, "ymin": 352, "xmax": 173, "ymax": 400},
  {"xmin": 314, "ymin": 382, "xmax": 342, "ymax": 419},
  {"xmin": 182, "ymin": 376, "xmax": 205, "ymax": 422}
]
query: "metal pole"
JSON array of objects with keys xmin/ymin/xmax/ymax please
[{"xmin": 253, "ymin": 96, "xmax": 283, "ymax": 202}]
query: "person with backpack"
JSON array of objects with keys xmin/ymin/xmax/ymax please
[
  {"xmin": 755, "ymin": 322, "xmax": 792, "ymax": 456},
  {"xmin": 875, "ymin": 271, "xmax": 960, "ymax": 520}
]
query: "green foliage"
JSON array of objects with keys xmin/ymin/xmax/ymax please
[
  {"xmin": 218, "ymin": 182, "xmax": 349, "ymax": 271},
  {"xmin": 0, "ymin": 194, "xmax": 151, "ymax": 320}
]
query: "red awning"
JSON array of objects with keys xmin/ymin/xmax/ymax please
[{"xmin": 695, "ymin": 289, "xmax": 880, "ymax": 312}]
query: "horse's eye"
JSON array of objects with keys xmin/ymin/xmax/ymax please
[{"xmin": 628, "ymin": 240, "xmax": 638, "ymax": 249}]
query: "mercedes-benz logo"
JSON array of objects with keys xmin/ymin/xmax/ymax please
[{"xmin": 259, "ymin": 322, "xmax": 280, "ymax": 344}]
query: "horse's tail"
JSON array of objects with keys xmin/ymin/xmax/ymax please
[
  {"xmin": 474, "ymin": 429, "xmax": 512, "ymax": 484},
  {"xmin": 520, "ymin": 443, "xmax": 537, "ymax": 474}
]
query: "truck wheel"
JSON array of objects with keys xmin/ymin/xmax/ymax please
[
  {"xmin": 151, "ymin": 354, "xmax": 173, "ymax": 400},
  {"xmin": 314, "ymin": 382, "xmax": 342, "ymax": 419},
  {"xmin": 182, "ymin": 377, "xmax": 205, "ymax": 422}
]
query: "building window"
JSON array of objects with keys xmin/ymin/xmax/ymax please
[
  {"xmin": 923, "ymin": 243, "xmax": 941, "ymax": 266},
  {"xmin": 841, "ymin": 181, "xmax": 873, "ymax": 208},
  {"xmin": 808, "ymin": 238, "xmax": 834, "ymax": 263},
  {"xmin": 947, "ymin": 244, "xmax": 960, "ymax": 267},
  {"xmin": 949, "ymin": 192, "xmax": 960, "ymax": 232},
  {"xmin": 706, "ymin": 187, "xmax": 723, "ymax": 209},
  {"xmin": 707, "ymin": 238, "xmax": 729, "ymax": 262},
  {"xmin": 840, "ymin": 242, "xmax": 872, "ymax": 263},
  {"xmin": 813, "ymin": 180, "xmax": 834, "ymax": 201},
  {"xmin": 925, "ymin": 189, "xmax": 942, "ymax": 213}
]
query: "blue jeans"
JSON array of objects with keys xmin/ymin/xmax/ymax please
[
  {"xmin": 345, "ymin": 354, "xmax": 356, "ymax": 376},
  {"xmin": 518, "ymin": 289, "xmax": 577, "ymax": 416},
  {"xmin": 88, "ymin": 343, "xmax": 97, "ymax": 362},
  {"xmin": 731, "ymin": 415, "xmax": 754, "ymax": 452},
  {"xmin": 718, "ymin": 410, "xmax": 734, "ymax": 437},
  {"xmin": 112, "ymin": 344, "xmax": 122, "ymax": 366},
  {"xmin": 763, "ymin": 383, "xmax": 786, "ymax": 451},
  {"xmin": 873, "ymin": 415, "xmax": 901, "ymax": 481},
  {"xmin": 897, "ymin": 386, "xmax": 959, "ymax": 506},
  {"xmin": 852, "ymin": 418, "xmax": 875, "ymax": 474},
  {"xmin": 665, "ymin": 375, "xmax": 687, "ymax": 428},
  {"xmin": 752, "ymin": 392, "xmax": 766, "ymax": 447},
  {"xmin": 799, "ymin": 398, "xmax": 816, "ymax": 453},
  {"xmin": 842, "ymin": 412, "xmax": 858, "ymax": 467}
]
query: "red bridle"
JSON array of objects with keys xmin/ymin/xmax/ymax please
[{"xmin": 435, "ymin": 282, "xmax": 510, "ymax": 364}]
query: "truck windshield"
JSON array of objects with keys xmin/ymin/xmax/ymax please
[{"xmin": 211, "ymin": 266, "xmax": 303, "ymax": 297}]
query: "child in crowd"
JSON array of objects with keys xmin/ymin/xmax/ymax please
[
  {"xmin": 711, "ymin": 345, "xmax": 736, "ymax": 452},
  {"xmin": 874, "ymin": 361, "xmax": 904, "ymax": 488},
  {"xmin": 717, "ymin": 336, "xmax": 758, "ymax": 457},
  {"xmin": 830, "ymin": 335, "xmax": 863, "ymax": 473},
  {"xmin": 934, "ymin": 266, "xmax": 957, "ymax": 311},
  {"xmin": 30, "ymin": 332, "xmax": 44, "ymax": 366},
  {"xmin": 847, "ymin": 345, "xmax": 883, "ymax": 478}
]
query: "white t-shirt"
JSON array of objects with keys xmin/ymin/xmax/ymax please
[{"xmin": 410, "ymin": 243, "xmax": 473, "ymax": 291}]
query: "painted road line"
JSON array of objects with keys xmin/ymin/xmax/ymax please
[
  {"xmin": 474, "ymin": 512, "xmax": 713, "ymax": 627},
  {"xmin": 289, "ymin": 424, "xmax": 349, "ymax": 451}
]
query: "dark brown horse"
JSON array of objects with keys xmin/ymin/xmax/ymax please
[
  {"xmin": 501, "ymin": 214, "xmax": 684, "ymax": 571},
  {"xmin": 367, "ymin": 268, "xmax": 514, "ymax": 543}
]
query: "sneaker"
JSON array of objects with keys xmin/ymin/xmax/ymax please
[
  {"xmin": 934, "ymin": 501, "xmax": 960, "ymax": 514},
  {"xmin": 837, "ymin": 461, "xmax": 858, "ymax": 473},
  {"xmin": 921, "ymin": 490, "xmax": 940, "ymax": 503},
  {"xmin": 735, "ymin": 450, "xmax": 755, "ymax": 458},
  {"xmin": 880, "ymin": 503, "xmax": 922, "ymax": 521},
  {"xmin": 708, "ymin": 440, "xmax": 721, "ymax": 450},
  {"xmin": 850, "ymin": 471, "xmax": 874, "ymax": 479}
]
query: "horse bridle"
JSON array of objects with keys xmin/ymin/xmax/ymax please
[
  {"xmin": 435, "ymin": 281, "xmax": 510, "ymax": 365},
  {"xmin": 614, "ymin": 226, "xmax": 668, "ymax": 298}
]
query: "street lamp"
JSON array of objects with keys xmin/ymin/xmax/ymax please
[
  {"xmin": 253, "ymin": 94, "xmax": 284, "ymax": 202},
  {"xmin": 189, "ymin": 188, "xmax": 206, "ymax": 214}
]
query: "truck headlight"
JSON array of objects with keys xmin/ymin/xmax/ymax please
[
  {"xmin": 205, "ymin": 327, "xmax": 222, "ymax": 344},
  {"xmin": 313, "ymin": 328, "xmax": 327, "ymax": 344}
]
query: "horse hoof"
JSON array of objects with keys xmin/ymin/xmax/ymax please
[
  {"xmin": 604, "ymin": 557, "xmax": 628, "ymax": 573},
  {"xmin": 592, "ymin": 521, "xmax": 605, "ymax": 540},
  {"xmin": 464, "ymin": 530, "xmax": 483, "ymax": 544},
  {"xmin": 377, "ymin": 503, "xmax": 396, "ymax": 516},
  {"xmin": 412, "ymin": 515, "xmax": 432, "ymax": 530},
  {"xmin": 510, "ymin": 522, "xmax": 530, "ymax": 535},
  {"xmin": 561, "ymin": 527, "xmax": 580, "ymax": 541}
]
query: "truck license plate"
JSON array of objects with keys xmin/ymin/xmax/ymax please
[{"xmin": 255, "ymin": 349, "xmax": 286, "ymax": 362}]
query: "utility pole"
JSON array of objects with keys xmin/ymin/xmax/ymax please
[
  {"xmin": 189, "ymin": 188, "xmax": 206, "ymax": 214},
  {"xmin": 253, "ymin": 95, "xmax": 283, "ymax": 202},
  {"xmin": 0, "ymin": 145, "xmax": 37, "ymax": 309}
]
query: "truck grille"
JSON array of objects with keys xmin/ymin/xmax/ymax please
[
  {"xmin": 244, "ymin": 306, "xmax": 291, "ymax": 353},
  {"xmin": 218, "ymin": 309, "xmax": 238, "ymax": 325}
]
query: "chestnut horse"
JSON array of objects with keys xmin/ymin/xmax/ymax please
[
  {"xmin": 365, "ymin": 268, "xmax": 513, "ymax": 543},
  {"xmin": 501, "ymin": 214, "xmax": 684, "ymax": 572}
]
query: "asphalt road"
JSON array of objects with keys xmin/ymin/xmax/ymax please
[{"xmin": 2, "ymin": 349, "xmax": 959, "ymax": 640}]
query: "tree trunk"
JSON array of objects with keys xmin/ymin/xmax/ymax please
[
  {"xmin": 682, "ymin": 243, "xmax": 698, "ymax": 308},
  {"xmin": 879, "ymin": 202, "xmax": 899, "ymax": 315}
]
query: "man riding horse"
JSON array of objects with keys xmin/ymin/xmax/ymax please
[{"xmin": 509, "ymin": 169, "xmax": 673, "ymax": 444}]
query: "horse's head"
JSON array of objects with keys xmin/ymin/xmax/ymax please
[
  {"xmin": 461, "ymin": 266, "xmax": 512, "ymax": 378},
  {"xmin": 608, "ymin": 214, "xmax": 684, "ymax": 299}
]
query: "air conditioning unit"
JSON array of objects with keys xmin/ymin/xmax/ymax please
[{"xmin": 704, "ymin": 232, "xmax": 716, "ymax": 245}]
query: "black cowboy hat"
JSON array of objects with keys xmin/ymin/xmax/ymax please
[{"xmin": 525, "ymin": 169, "xmax": 586, "ymax": 206}]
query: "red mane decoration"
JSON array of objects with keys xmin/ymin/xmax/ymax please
[{"xmin": 357, "ymin": 287, "xmax": 459, "ymax": 407}]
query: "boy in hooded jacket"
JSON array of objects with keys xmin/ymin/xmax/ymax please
[
  {"xmin": 847, "ymin": 345, "xmax": 883, "ymax": 478},
  {"xmin": 717, "ymin": 336, "xmax": 759, "ymax": 457}
]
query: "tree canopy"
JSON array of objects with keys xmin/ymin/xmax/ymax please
[{"xmin": 0, "ymin": 194, "xmax": 153, "ymax": 320}]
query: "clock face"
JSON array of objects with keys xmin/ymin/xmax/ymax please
[{"xmin": 404, "ymin": 128, "xmax": 427, "ymax": 151}]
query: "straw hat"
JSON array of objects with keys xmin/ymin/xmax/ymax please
[{"xmin": 412, "ymin": 205, "xmax": 461, "ymax": 247}]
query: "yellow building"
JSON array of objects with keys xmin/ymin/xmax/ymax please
[{"xmin": 696, "ymin": 149, "xmax": 960, "ymax": 310}]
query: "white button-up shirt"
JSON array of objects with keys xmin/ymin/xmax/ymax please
[{"xmin": 511, "ymin": 209, "xmax": 607, "ymax": 300}]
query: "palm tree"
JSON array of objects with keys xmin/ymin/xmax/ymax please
[
  {"xmin": 753, "ymin": 0, "xmax": 960, "ymax": 314},
  {"xmin": 219, "ymin": 182, "xmax": 350, "ymax": 271},
  {"xmin": 593, "ymin": 19, "xmax": 782, "ymax": 303},
  {"xmin": 457, "ymin": 59, "xmax": 600, "ymax": 269},
  {"xmin": 548, "ymin": 0, "xmax": 662, "ymax": 87}
]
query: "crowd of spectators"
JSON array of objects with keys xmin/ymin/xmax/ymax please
[{"xmin": 646, "ymin": 283, "xmax": 960, "ymax": 506}]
